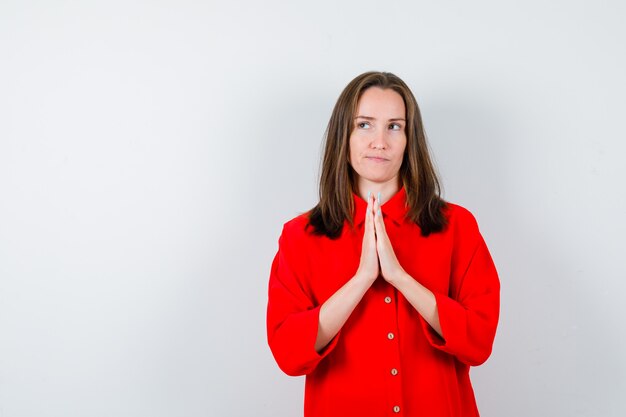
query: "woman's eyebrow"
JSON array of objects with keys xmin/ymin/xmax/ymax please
[{"xmin": 354, "ymin": 115, "xmax": 406, "ymax": 122}]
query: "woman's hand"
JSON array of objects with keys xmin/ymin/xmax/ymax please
[
  {"xmin": 355, "ymin": 192, "xmax": 380, "ymax": 283},
  {"xmin": 373, "ymin": 193, "xmax": 407, "ymax": 285},
  {"xmin": 315, "ymin": 191, "xmax": 381, "ymax": 352},
  {"xmin": 356, "ymin": 191, "xmax": 407, "ymax": 285},
  {"xmin": 372, "ymin": 193, "xmax": 442, "ymax": 336}
]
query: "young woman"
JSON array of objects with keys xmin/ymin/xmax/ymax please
[{"xmin": 267, "ymin": 71, "xmax": 500, "ymax": 417}]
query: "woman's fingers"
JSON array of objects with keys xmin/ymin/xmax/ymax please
[
  {"xmin": 363, "ymin": 196, "xmax": 369, "ymax": 239},
  {"xmin": 374, "ymin": 192, "xmax": 386, "ymax": 236},
  {"xmin": 372, "ymin": 193, "xmax": 405, "ymax": 283},
  {"xmin": 365, "ymin": 190, "xmax": 372, "ymax": 223},
  {"xmin": 356, "ymin": 190, "xmax": 379, "ymax": 283},
  {"xmin": 368, "ymin": 192, "xmax": 378, "ymax": 234}
]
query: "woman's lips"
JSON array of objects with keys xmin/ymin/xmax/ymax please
[{"xmin": 365, "ymin": 156, "xmax": 389, "ymax": 162}]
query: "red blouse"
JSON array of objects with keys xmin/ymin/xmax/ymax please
[{"xmin": 266, "ymin": 188, "xmax": 500, "ymax": 417}]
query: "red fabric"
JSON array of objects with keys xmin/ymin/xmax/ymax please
[{"xmin": 266, "ymin": 188, "xmax": 500, "ymax": 417}]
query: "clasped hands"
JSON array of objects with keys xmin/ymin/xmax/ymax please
[{"xmin": 356, "ymin": 191, "xmax": 408, "ymax": 286}]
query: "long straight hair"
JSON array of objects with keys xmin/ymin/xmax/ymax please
[{"xmin": 308, "ymin": 71, "xmax": 447, "ymax": 239}]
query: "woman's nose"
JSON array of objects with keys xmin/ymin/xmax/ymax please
[{"xmin": 371, "ymin": 130, "xmax": 387, "ymax": 150}]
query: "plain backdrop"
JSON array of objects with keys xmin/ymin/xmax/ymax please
[{"xmin": 1, "ymin": 1, "xmax": 625, "ymax": 416}]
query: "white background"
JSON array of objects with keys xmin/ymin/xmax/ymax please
[{"xmin": 1, "ymin": 1, "xmax": 625, "ymax": 416}]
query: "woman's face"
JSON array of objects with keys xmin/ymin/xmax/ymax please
[{"xmin": 348, "ymin": 87, "xmax": 407, "ymax": 191}]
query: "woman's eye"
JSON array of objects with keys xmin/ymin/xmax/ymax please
[
  {"xmin": 389, "ymin": 123, "xmax": 402, "ymax": 131},
  {"xmin": 357, "ymin": 122, "xmax": 371, "ymax": 129}
]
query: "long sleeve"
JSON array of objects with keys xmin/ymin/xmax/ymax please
[
  {"xmin": 266, "ymin": 221, "xmax": 339, "ymax": 376},
  {"xmin": 419, "ymin": 211, "xmax": 501, "ymax": 366}
]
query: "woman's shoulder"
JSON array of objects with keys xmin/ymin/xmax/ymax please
[
  {"xmin": 442, "ymin": 202, "xmax": 481, "ymax": 235},
  {"xmin": 279, "ymin": 211, "xmax": 314, "ymax": 241}
]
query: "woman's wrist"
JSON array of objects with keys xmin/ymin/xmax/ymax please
[
  {"xmin": 386, "ymin": 268, "xmax": 410, "ymax": 288},
  {"xmin": 354, "ymin": 269, "xmax": 378, "ymax": 285}
]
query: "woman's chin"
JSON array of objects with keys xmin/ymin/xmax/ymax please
[{"xmin": 356, "ymin": 174, "xmax": 397, "ymax": 185}]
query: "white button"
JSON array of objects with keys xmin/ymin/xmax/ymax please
[
  {"xmin": 387, "ymin": 332, "xmax": 395, "ymax": 340},
  {"xmin": 391, "ymin": 368, "xmax": 398, "ymax": 376},
  {"xmin": 384, "ymin": 296, "xmax": 392, "ymax": 304},
  {"xmin": 393, "ymin": 405, "xmax": 401, "ymax": 413}
]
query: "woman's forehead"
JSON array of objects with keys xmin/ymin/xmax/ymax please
[{"xmin": 355, "ymin": 88, "xmax": 406, "ymax": 119}]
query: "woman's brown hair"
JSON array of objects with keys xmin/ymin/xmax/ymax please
[{"xmin": 307, "ymin": 71, "xmax": 448, "ymax": 239}]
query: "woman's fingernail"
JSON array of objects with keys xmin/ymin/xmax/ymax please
[
  {"xmin": 377, "ymin": 208, "xmax": 381, "ymax": 216},
  {"xmin": 367, "ymin": 191, "xmax": 371, "ymax": 200},
  {"xmin": 377, "ymin": 192, "xmax": 381, "ymax": 202}
]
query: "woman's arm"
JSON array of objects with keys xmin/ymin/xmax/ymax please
[
  {"xmin": 374, "ymin": 200, "xmax": 499, "ymax": 366},
  {"xmin": 317, "ymin": 264, "xmax": 443, "ymax": 353},
  {"xmin": 315, "ymin": 192, "xmax": 379, "ymax": 352},
  {"xmin": 387, "ymin": 272, "xmax": 443, "ymax": 337},
  {"xmin": 315, "ymin": 272, "xmax": 375, "ymax": 352}
]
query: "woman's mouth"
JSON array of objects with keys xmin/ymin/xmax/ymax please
[{"xmin": 365, "ymin": 156, "xmax": 389, "ymax": 163}]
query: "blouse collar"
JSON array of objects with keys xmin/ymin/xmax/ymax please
[{"xmin": 353, "ymin": 187, "xmax": 408, "ymax": 227}]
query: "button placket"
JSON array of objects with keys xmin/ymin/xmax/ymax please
[{"xmin": 382, "ymin": 286, "xmax": 403, "ymax": 415}]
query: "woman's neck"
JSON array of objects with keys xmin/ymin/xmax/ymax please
[{"xmin": 356, "ymin": 177, "xmax": 402, "ymax": 205}]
